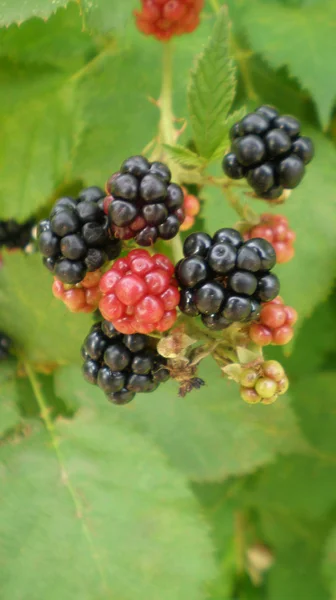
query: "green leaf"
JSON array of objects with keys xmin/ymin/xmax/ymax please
[
  {"xmin": 323, "ymin": 527, "xmax": 336, "ymax": 600},
  {"xmin": 163, "ymin": 144, "xmax": 206, "ymax": 169},
  {"xmin": 209, "ymin": 108, "xmax": 246, "ymax": 162},
  {"xmin": 0, "ymin": 0, "xmax": 71, "ymax": 27},
  {"xmin": 291, "ymin": 372, "xmax": 336, "ymax": 458},
  {"xmin": 0, "ymin": 254, "xmax": 90, "ymax": 365},
  {"xmin": 247, "ymin": 454, "xmax": 336, "ymax": 520},
  {"xmin": 55, "ymin": 359, "xmax": 306, "ymax": 482},
  {"xmin": 188, "ymin": 6, "xmax": 236, "ymax": 158},
  {"xmin": 0, "ymin": 407, "xmax": 216, "ymax": 599},
  {"xmin": 0, "ymin": 362, "xmax": 21, "ymax": 436},
  {"xmin": 229, "ymin": 0, "xmax": 336, "ymax": 128},
  {"xmin": 80, "ymin": 0, "xmax": 138, "ymax": 33}
]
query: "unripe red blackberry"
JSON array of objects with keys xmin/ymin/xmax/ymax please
[
  {"xmin": 223, "ymin": 106, "xmax": 314, "ymax": 199},
  {"xmin": 106, "ymin": 156, "xmax": 185, "ymax": 246},
  {"xmin": 134, "ymin": 0, "xmax": 204, "ymax": 42},
  {"xmin": 248, "ymin": 296, "xmax": 297, "ymax": 346},
  {"xmin": 52, "ymin": 270, "xmax": 102, "ymax": 313},
  {"xmin": 81, "ymin": 321, "xmax": 170, "ymax": 405},
  {"xmin": 38, "ymin": 187, "xmax": 121, "ymax": 284},
  {"xmin": 245, "ymin": 213, "xmax": 295, "ymax": 264}
]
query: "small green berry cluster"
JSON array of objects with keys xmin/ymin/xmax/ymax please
[{"xmin": 240, "ymin": 360, "xmax": 288, "ymax": 405}]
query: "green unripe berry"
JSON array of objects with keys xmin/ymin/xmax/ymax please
[
  {"xmin": 277, "ymin": 376, "xmax": 289, "ymax": 395},
  {"xmin": 255, "ymin": 377, "xmax": 278, "ymax": 399},
  {"xmin": 240, "ymin": 368, "xmax": 259, "ymax": 388},
  {"xmin": 261, "ymin": 394, "xmax": 278, "ymax": 405},
  {"xmin": 263, "ymin": 360, "xmax": 285, "ymax": 382},
  {"xmin": 240, "ymin": 386, "xmax": 261, "ymax": 404}
]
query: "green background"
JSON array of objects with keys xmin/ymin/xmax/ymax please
[{"xmin": 0, "ymin": 0, "xmax": 336, "ymax": 598}]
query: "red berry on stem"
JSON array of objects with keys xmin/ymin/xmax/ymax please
[
  {"xmin": 284, "ymin": 305, "xmax": 298, "ymax": 325},
  {"xmin": 260, "ymin": 303, "xmax": 287, "ymax": 329},
  {"xmin": 272, "ymin": 325, "xmax": 294, "ymax": 345},
  {"xmin": 249, "ymin": 323, "xmax": 273, "ymax": 346},
  {"xmin": 115, "ymin": 275, "xmax": 147, "ymax": 306},
  {"xmin": 99, "ymin": 293, "xmax": 125, "ymax": 320}
]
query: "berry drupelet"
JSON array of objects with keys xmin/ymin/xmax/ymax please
[
  {"xmin": 240, "ymin": 360, "xmax": 289, "ymax": 405},
  {"xmin": 38, "ymin": 186, "xmax": 122, "ymax": 284},
  {"xmin": 105, "ymin": 156, "xmax": 185, "ymax": 246},
  {"xmin": 248, "ymin": 296, "xmax": 297, "ymax": 346},
  {"xmin": 52, "ymin": 270, "xmax": 102, "ymax": 313},
  {"xmin": 99, "ymin": 249, "xmax": 179, "ymax": 334},
  {"xmin": 135, "ymin": 0, "xmax": 204, "ymax": 42},
  {"xmin": 176, "ymin": 228, "xmax": 280, "ymax": 330},
  {"xmin": 222, "ymin": 105, "xmax": 314, "ymax": 200},
  {"xmin": 244, "ymin": 213, "xmax": 296, "ymax": 264},
  {"xmin": 0, "ymin": 331, "xmax": 12, "ymax": 361},
  {"xmin": 81, "ymin": 321, "xmax": 170, "ymax": 405},
  {"xmin": 180, "ymin": 187, "xmax": 201, "ymax": 232}
]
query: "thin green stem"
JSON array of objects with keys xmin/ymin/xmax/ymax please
[{"xmin": 24, "ymin": 361, "xmax": 107, "ymax": 590}]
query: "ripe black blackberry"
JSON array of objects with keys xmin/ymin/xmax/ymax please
[
  {"xmin": 81, "ymin": 321, "xmax": 170, "ymax": 405},
  {"xmin": 37, "ymin": 187, "xmax": 121, "ymax": 284},
  {"xmin": 176, "ymin": 229, "xmax": 280, "ymax": 331},
  {"xmin": 0, "ymin": 219, "xmax": 34, "ymax": 252},
  {"xmin": 222, "ymin": 105, "xmax": 314, "ymax": 199},
  {"xmin": 105, "ymin": 156, "xmax": 185, "ymax": 246},
  {"xmin": 0, "ymin": 331, "xmax": 12, "ymax": 360}
]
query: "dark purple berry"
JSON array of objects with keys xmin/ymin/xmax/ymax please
[
  {"xmin": 38, "ymin": 231, "xmax": 60, "ymax": 258},
  {"xmin": 176, "ymin": 256, "xmax": 209, "ymax": 288},
  {"xmin": 82, "ymin": 359, "xmax": 100, "ymax": 385},
  {"xmin": 123, "ymin": 334, "xmax": 147, "ymax": 352},
  {"xmin": 264, "ymin": 129, "xmax": 291, "ymax": 159},
  {"xmin": 256, "ymin": 273, "xmax": 280, "ymax": 302},
  {"xmin": 153, "ymin": 367, "xmax": 170, "ymax": 383},
  {"xmin": 82, "ymin": 222, "xmax": 109, "ymax": 247},
  {"xmin": 84, "ymin": 248, "xmax": 107, "ymax": 271},
  {"xmin": 183, "ymin": 232, "xmax": 212, "ymax": 258},
  {"xmin": 239, "ymin": 113, "xmax": 269, "ymax": 136},
  {"xmin": 261, "ymin": 185, "xmax": 284, "ymax": 200},
  {"xmin": 83, "ymin": 329, "xmax": 108, "ymax": 361},
  {"xmin": 255, "ymin": 105, "xmax": 279, "ymax": 122},
  {"xmin": 109, "ymin": 389, "xmax": 135, "ymax": 405},
  {"xmin": 228, "ymin": 271, "xmax": 258, "ymax": 296},
  {"xmin": 78, "ymin": 187, "xmax": 105, "ymax": 203},
  {"xmin": 243, "ymin": 238, "xmax": 276, "ymax": 271},
  {"xmin": 54, "ymin": 259, "xmax": 86, "ymax": 284},
  {"xmin": 277, "ymin": 154, "xmax": 305, "ymax": 189},
  {"xmin": 132, "ymin": 351, "xmax": 154, "ymax": 375},
  {"xmin": 77, "ymin": 201, "xmax": 102, "ymax": 223},
  {"xmin": 165, "ymin": 183, "xmax": 184, "ymax": 210},
  {"xmin": 51, "ymin": 210, "xmax": 80, "ymax": 237},
  {"xmin": 208, "ymin": 242, "xmax": 237, "ymax": 274},
  {"xmin": 109, "ymin": 200, "xmax": 138, "ymax": 227},
  {"xmin": 273, "ymin": 115, "xmax": 300, "ymax": 138},
  {"xmin": 140, "ymin": 174, "xmax": 167, "ymax": 203},
  {"xmin": 60, "ymin": 234, "xmax": 87, "ymax": 260},
  {"xmin": 149, "ymin": 161, "xmax": 171, "ymax": 183},
  {"xmin": 127, "ymin": 373, "xmax": 152, "ymax": 393},
  {"xmin": 135, "ymin": 226, "xmax": 158, "ymax": 246},
  {"xmin": 194, "ymin": 281, "xmax": 226, "ymax": 315},
  {"xmin": 213, "ymin": 228, "xmax": 243, "ymax": 248},
  {"xmin": 50, "ymin": 197, "xmax": 77, "ymax": 217},
  {"xmin": 179, "ymin": 288, "xmax": 200, "ymax": 316},
  {"xmin": 236, "ymin": 245, "xmax": 262, "ymax": 272},
  {"xmin": 43, "ymin": 256, "xmax": 56, "ymax": 273},
  {"xmin": 229, "ymin": 122, "xmax": 241, "ymax": 140},
  {"xmin": 158, "ymin": 215, "xmax": 180, "ymax": 240},
  {"xmin": 121, "ymin": 155, "xmax": 150, "ymax": 178},
  {"xmin": 201, "ymin": 313, "xmax": 231, "ymax": 331},
  {"xmin": 223, "ymin": 295, "xmax": 252, "ymax": 322},
  {"xmin": 111, "ymin": 174, "xmax": 138, "ymax": 200},
  {"xmin": 222, "ymin": 153, "xmax": 246, "ymax": 179},
  {"xmin": 97, "ymin": 366, "xmax": 125, "ymax": 393},
  {"xmin": 104, "ymin": 343, "xmax": 131, "ymax": 371},
  {"xmin": 247, "ymin": 163, "xmax": 275, "ymax": 194},
  {"xmin": 142, "ymin": 203, "xmax": 168, "ymax": 225},
  {"xmin": 291, "ymin": 136, "xmax": 314, "ymax": 165},
  {"xmin": 232, "ymin": 135, "xmax": 266, "ymax": 167}
]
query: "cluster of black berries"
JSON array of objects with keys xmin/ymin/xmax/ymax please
[
  {"xmin": 0, "ymin": 219, "xmax": 34, "ymax": 252},
  {"xmin": 38, "ymin": 187, "xmax": 121, "ymax": 284},
  {"xmin": 0, "ymin": 332, "xmax": 12, "ymax": 361},
  {"xmin": 223, "ymin": 105, "xmax": 314, "ymax": 199},
  {"xmin": 176, "ymin": 228, "xmax": 280, "ymax": 331},
  {"xmin": 82, "ymin": 321, "xmax": 170, "ymax": 405},
  {"xmin": 106, "ymin": 155, "xmax": 185, "ymax": 246}
]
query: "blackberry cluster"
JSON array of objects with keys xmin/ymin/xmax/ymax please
[
  {"xmin": 0, "ymin": 219, "xmax": 34, "ymax": 252},
  {"xmin": 223, "ymin": 105, "xmax": 314, "ymax": 199},
  {"xmin": 176, "ymin": 228, "xmax": 280, "ymax": 331},
  {"xmin": 82, "ymin": 321, "xmax": 170, "ymax": 405},
  {"xmin": 135, "ymin": 0, "xmax": 203, "ymax": 42},
  {"xmin": 0, "ymin": 332, "xmax": 12, "ymax": 361},
  {"xmin": 105, "ymin": 156, "xmax": 185, "ymax": 246},
  {"xmin": 245, "ymin": 213, "xmax": 296, "ymax": 264},
  {"xmin": 38, "ymin": 187, "xmax": 121, "ymax": 284}
]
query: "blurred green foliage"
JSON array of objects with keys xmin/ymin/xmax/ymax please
[{"xmin": 0, "ymin": 1, "xmax": 335, "ymax": 598}]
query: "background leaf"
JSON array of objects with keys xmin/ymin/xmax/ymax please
[{"xmin": 0, "ymin": 0, "xmax": 71, "ymax": 27}]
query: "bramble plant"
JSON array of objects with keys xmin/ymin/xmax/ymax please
[{"xmin": 1, "ymin": 1, "xmax": 336, "ymax": 599}]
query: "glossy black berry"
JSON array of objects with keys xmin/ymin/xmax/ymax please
[
  {"xmin": 261, "ymin": 185, "xmax": 284, "ymax": 200},
  {"xmin": 82, "ymin": 359, "xmax": 100, "ymax": 385},
  {"xmin": 158, "ymin": 215, "xmax": 180, "ymax": 240},
  {"xmin": 273, "ymin": 115, "xmax": 300, "ymax": 139},
  {"xmin": 150, "ymin": 162, "xmax": 171, "ymax": 183},
  {"xmin": 213, "ymin": 228, "xmax": 243, "ymax": 248},
  {"xmin": 38, "ymin": 231, "xmax": 60, "ymax": 258},
  {"xmin": 121, "ymin": 155, "xmax": 150, "ymax": 178},
  {"xmin": 123, "ymin": 334, "xmax": 147, "ymax": 353},
  {"xmin": 256, "ymin": 273, "xmax": 280, "ymax": 302},
  {"xmin": 223, "ymin": 295, "xmax": 252, "ymax": 322},
  {"xmin": 228, "ymin": 271, "xmax": 258, "ymax": 296},
  {"xmin": 249, "ymin": 298, "xmax": 262, "ymax": 322},
  {"xmin": 104, "ymin": 343, "xmax": 131, "ymax": 371},
  {"xmin": 60, "ymin": 234, "xmax": 87, "ymax": 260},
  {"xmin": 109, "ymin": 389, "xmax": 135, "ymax": 405},
  {"xmin": 101, "ymin": 320, "xmax": 120, "ymax": 339},
  {"xmin": 179, "ymin": 288, "xmax": 200, "ymax": 317},
  {"xmin": 78, "ymin": 186, "xmax": 105, "ymax": 203},
  {"xmin": 176, "ymin": 256, "xmax": 209, "ymax": 288},
  {"xmin": 183, "ymin": 232, "xmax": 212, "ymax": 258},
  {"xmin": 140, "ymin": 174, "xmax": 167, "ymax": 203},
  {"xmin": 239, "ymin": 113, "xmax": 269, "ymax": 136},
  {"xmin": 127, "ymin": 373, "xmax": 152, "ymax": 393},
  {"xmin": 111, "ymin": 174, "xmax": 138, "ymax": 201},
  {"xmin": 85, "ymin": 248, "xmax": 106, "ymax": 271},
  {"xmin": 236, "ymin": 245, "xmax": 262, "ymax": 272},
  {"xmin": 142, "ymin": 203, "xmax": 168, "ymax": 226},
  {"xmin": 51, "ymin": 210, "xmax": 80, "ymax": 237},
  {"xmin": 109, "ymin": 200, "xmax": 138, "ymax": 227},
  {"xmin": 166, "ymin": 183, "xmax": 184, "ymax": 210},
  {"xmin": 243, "ymin": 238, "xmax": 276, "ymax": 271},
  {"xmin": 54, "ymin": 259, "xmax": 86, "ymax": 284},
  {"xmin": 43, "ymin": 256, "xmax": 56, "ymax": 273},
  {"xmin": 97, "ymin": 366, "xmax": 125, "ymax": 393},
  {"xmin": 247, "ymin": 163, "xmax": 275, "ymax": 194},
  {"xmin": 153, "ymin": 367, "xmax": 170, "ymax": 383},
  {"xmin": 291, "ymin": 136, "xmax": 314, "ymax": 165},
  {"xmin": 255, "ymin": 105, "xmax": 279, "ymax": 122},
  {"xmin": 194, "ymin": 281, "xmax": 226, "ymax": 315},
  {"xmin": 201, "ymin": 313, "xmax": 231, "ymax": 331},
  {"xmin": 230, "ymin": 122, "xmax": 241, "ymax": 141},
  {"xmin": 208, "ymin": 243, "xmax": 237, "ymax": 274},
  {"xmin": 135, "ymin": 226, "xmax": 158, "ymax": 246},
  {"xmin": 83, "ymin": 329, "xmax": 108, "ymax": 361},
  {"xmin": 132, "ymin": 351, "xmax": 154, "ymax": 375},
  {"xmin": 233, "ymin": 135, "xmax": 266, "ymax": 167},
  {"xmin": 277, "ymin": 155, "xmax": 305, "ymax": 189},
  {"xmin": 50, "ymin": 197, "xmax": 77, "ymax": 217},
  {"xmin": 222, "ymin": 153, "xmax": 245, "ymax": 179},
  {"xmin": 264, "ymin": 129, "xmax": 291, "ymax": 159},
  {"xmin": 77, "ymin": 201, "xmax": 102, "ymax": 224},
  {"xmin": 37, "ymin": 220, "xmax": 51, "ymax": 235}
]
